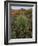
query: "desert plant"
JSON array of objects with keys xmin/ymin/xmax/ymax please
[{"xmin": 11, "ymin": 15, "xmax": 32, "ymax": 38}]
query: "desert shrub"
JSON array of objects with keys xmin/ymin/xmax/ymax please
[{"xmin": 11, "ymin": 15, "xmax": 32, "ymax": 38}]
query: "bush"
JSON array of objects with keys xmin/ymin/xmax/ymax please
[{"xmin": 11, "ymin": 15, "xmax": 32, "ymax": 38}]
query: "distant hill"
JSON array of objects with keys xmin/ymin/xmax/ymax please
[{"xmin": 10, "ymin": 8, "xmax": 32, "ymax": 16}]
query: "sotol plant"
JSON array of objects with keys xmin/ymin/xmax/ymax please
[{"xmin": 11, "ymin": 15, "xmax": 32, "ymax": 38}]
